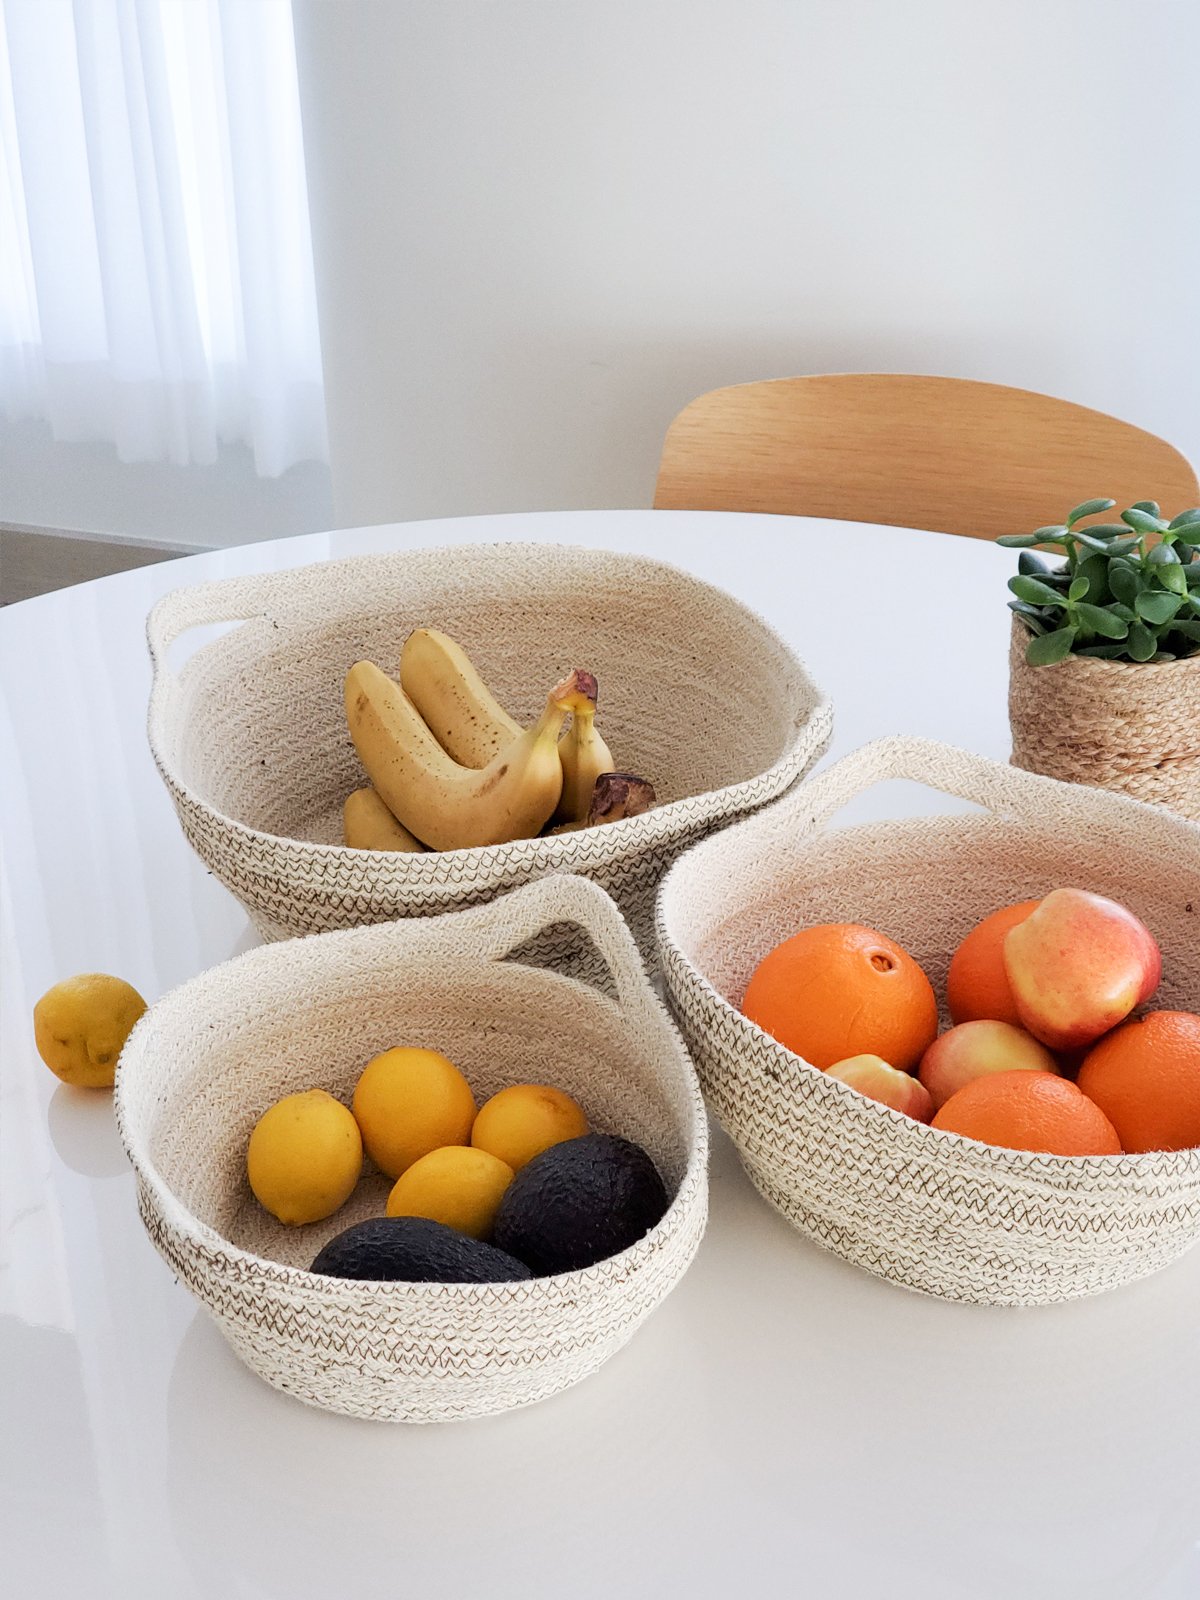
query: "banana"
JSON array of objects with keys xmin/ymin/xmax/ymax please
[
  {"xmin": 400, "ymin": 627, "xmax": 522, "ymax": 767},
  {"xmin": 548, "ymin": 771, "xmax": 657, "ymax": 834},
  {"xmin": 343, "ymin": 787, "xmax": 424, "ymax": 852},
  {"xmin": 588, "ymin": 771, "xmax": 656, "ymax": 824},
  {"xmin": 345, "ymin": 660, "xmax": 574, "ymax": 850},
  {"xmin": 553, "ymin": 670, "xmax": 615, "ymax": 824}
]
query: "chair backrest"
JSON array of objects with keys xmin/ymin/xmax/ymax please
[{"xmin": 653, "ymin": 374, "xmax": 1200, "ymax": 539}]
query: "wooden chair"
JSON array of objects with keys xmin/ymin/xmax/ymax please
[{"xmin": 653, "ymin": 374, "xmax": 1200, "ymax": 539}]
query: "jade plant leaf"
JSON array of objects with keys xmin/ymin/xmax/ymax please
[
  {"xmin": 1025, "ymin": 627, "xmax": 1077, "ymax": 665},
  {"xmin": 1073, "ymin": 603, "xmax": 1128, "ymax": 639},
  {"xmin": 1135, "ymin": 590, "xmax": 1182, "ymax": 625},
  {"xmin": 1066, "ymin": 498, "xmax": 1116, "ymax": 525},
  {"xmin": 1009, "ymin": 574, "xmax": 1064, "ymax": 606},
  {"xmin": 1126, "ymin": 620, "xmax": 1158, "ymax": 661},
  {"xmin": 999, "ymin": 498, "xmax": 1197, "ymax": 666},
  {"xmin": 1123, "ymin": 507, "xmax": 1168, "ymax": 534}
]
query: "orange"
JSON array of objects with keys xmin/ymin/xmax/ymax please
[
  {"xmin": 946, "ymin": 899, "xmax": 1041, "ymax": 1026},
  {"xmin": 931, "ymin": 1069, "xmax": 1121, "ymax": 1155},
  {"xmin": 741, "ymin": 923, "xmax": 938, "ymax": 1072},
  {"xmin": 1077, "ymin": 1010, "xmax": 1200, "ymax": 1153}
]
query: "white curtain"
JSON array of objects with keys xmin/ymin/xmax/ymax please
[{"xmin": 0, "ymin": 0, "xmax": 326, "ymax": 476}]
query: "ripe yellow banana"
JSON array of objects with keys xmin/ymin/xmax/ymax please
[
  {"xmin": 400, "ymin": 627, "xmax": 522, "ymax": 767},
  {"xmin": 345, "ymin": 660, "xmax": 574, "ymax": 850},
  {"xmin": 343, "ymin": 787, "xmax": 424, "ymax": 852},
  {"xmin": 554, "ymin": 671, "xmax": 615, "ymax": 824}
]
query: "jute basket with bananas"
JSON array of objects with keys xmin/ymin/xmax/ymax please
[
  {"xmin": 343, "ymin": 630, "xmax": 658, "ymax": 853},
  {"xmin": 146, "ymin": 542, "xmax": 830, "ymax": 954}
]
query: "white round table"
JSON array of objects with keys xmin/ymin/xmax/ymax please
[{"xmin": 3, "ymin": 510, "xmax": 1198, "ymax": 1600}]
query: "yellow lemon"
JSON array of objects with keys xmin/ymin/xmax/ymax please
[
  {"xmin": 33, "ymin": 973, "xmax": 148, "ymax": 1090},
  {"xmin": 470, "ymin": 1083, "xmax": 588, "ymax": 1171},
  {"xmin": 385, "ymin": 1145, "xmax": 514, "ymax": 1239},
  {"xmin": 352, "ymin": 1046, "xmax": 477, "ymax": 1179},
  {"xmin": 247, "ymin": 1089, "xmax": 363, "ymax": 1226}
]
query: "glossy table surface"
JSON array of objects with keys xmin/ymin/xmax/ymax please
[{"xmin": 3, "ymin": 509, "xmax": 1200, "ymax": 1600}]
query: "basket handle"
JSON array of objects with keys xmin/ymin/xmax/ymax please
[
  {"xmin": 433, "ymin": 874, "xmax": 653, "ymax": 1020},
  {"xmin": 796, "ymin": 735, "xmax": 1130, "ymax": 834},
  {"xmin": 146, "ymin": 570, "xmax": 302, "ymax": 683}
]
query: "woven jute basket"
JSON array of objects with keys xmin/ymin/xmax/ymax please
[
  {"xmin": 1009, "ymin": 617, "xmax": 1200, "ymax": 820},
  {"xmin": 115, "ymin": 874, "xmax": 708, "ymax": 1422},
  {"xmin": 146, "ymin": 542, "xmax": 831, "ymax": 956},
  {"xmin": 657, "ymin": 736, "xmax": 1200, "ymax": 1307}
]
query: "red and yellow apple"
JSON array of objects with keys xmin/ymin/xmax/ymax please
[
  {"xmin": 826, "ymin": 1054, "xmax": 934, "ymax": 1122},
  {"xmin": 1002, "ymin": 888, "xmax": 1160, "ymax": 1052},
  {"xmin": 918, "ymin": 1019, "xmax": 1060, "ymax": 1111}
]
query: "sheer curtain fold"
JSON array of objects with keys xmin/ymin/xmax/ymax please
[{"xmin": 0, "ymin": 0, "xmax": 326, "ymax": 475}]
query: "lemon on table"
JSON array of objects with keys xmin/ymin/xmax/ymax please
[
  {"xmin": 352, "ymin": 1046, "xmax": 477, "ymax": 1179},
  {"xmin": 33, "ymin": 973, "xmax": 148, "ymax": 1089},
  {"xmin": 471, "ymin": 1083, "xmax": 589, "ymax": 1171},
  {"xmin": 385, "ymin": 1146, "xmax": 515, "ymax": 1239},
  {"xmin": 247, "ymin": 1089, "xmax": 363, "ymax": 1226}
]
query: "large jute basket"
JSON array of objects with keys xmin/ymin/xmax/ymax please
[
  {"xmin": 115, "ymin": 874, "xmax": 708, "ymax": 1422},
  {"xmin": 657, "ymin": 736, "xmax": 1200, "ymax": 1307},
  {"xmin": 146, "ymin": 543, "xmax": 831, "ymax": 955},
  {"xmin": 1009, "ymin": 617, "xmax": 1200, "ymax": 820}
]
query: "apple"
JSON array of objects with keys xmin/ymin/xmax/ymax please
[
  {"xmin": 918, "ymin": 1019, "xmax": 1060, "ymax": 1111},
  {"xmin": 1002, "ymin": 888, "xmax": 1161, "ymax": 1053},
  {"xmin": 826, "ymin": 1054, "xmax": 934, "ymax": 1122}
]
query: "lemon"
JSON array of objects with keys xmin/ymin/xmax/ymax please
[
  {"xmin": 352, "ymin": 1046, "xmax": 477, "ymax": 1179},
  {"xmin": 385, "ymin": 1145, "xmax": 515, "ymax": 1239},
  {"xmin": 247, "ymin": 1089, "xmax": 363, "ymax": 1226},
  {"xmin": 33, "ymin": 973, "xmax": 148, "ymax": 1090},
  {"xmin": 470, "ymin": 1083, "xmax": 589, "ymax": 1171}
]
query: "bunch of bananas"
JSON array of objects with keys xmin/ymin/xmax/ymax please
[{"xmin": 342, "ymin": 629, "xmax": 656, "ymax": 853}]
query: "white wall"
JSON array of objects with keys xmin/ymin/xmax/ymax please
[
  {"xmin": 0, "ymin": 420, "xmax": 333, "ymax": 548},
  {"xmin": 293, "ymin": 0, "xmax": 1200, "ymax": 530}
]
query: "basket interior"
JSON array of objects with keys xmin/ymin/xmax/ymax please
[
  {"xmin": 161, "ymin": 546, "xmax": 818, "ymax": 841},
  {"xmin": 130, "ymin": 949, "xmax": 695, "ymax": 1274},
  {"xmin": 682, "ymin": 812, "xmax": 1200, "ymax": 1024}
]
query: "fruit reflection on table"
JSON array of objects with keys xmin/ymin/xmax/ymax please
[
  {"xmin": 343, "ymin": 628, "xmax": 657, "ymax": 852},
  {"xmin": 246, "ymin": 1045, "xmax": 668, "ymax": 1283},
  {"xmin": 741, "ymin": 887, "xmax": 1200, "ymax": 1157}
]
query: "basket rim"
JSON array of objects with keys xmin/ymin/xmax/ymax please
[
  {"xmin": 145, "ymin": 539, "xmax": 833, "ymax": 869},
  {"xmin": 655, "ymin": 743, "xmax": 1200, "ymax": 1187},
  {"xmin": 115, "ymin": 904, "xmax": 710, "ymax": 1305}
]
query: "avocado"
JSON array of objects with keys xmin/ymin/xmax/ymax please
[
  {"xmin": 310, "ymin": 1216, "xmax": 533, "ymax": 1283},
  {"xmin": 492, "ymin": 1132, "xmax": 669, "ymax": 1275}
]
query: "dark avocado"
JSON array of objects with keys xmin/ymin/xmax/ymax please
[
  {"xmin": 492, "ymin": 1132, "xmax": 669, "ymax": 1275},
  {"xmin": 310, "ymin": 1216, "xmax": 533, "ymax": 1283}
]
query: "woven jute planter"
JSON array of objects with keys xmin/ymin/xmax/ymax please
[
  {"xmin": 116, "ymin": 875, "xmax": 708, "ymax": 1422},
  {"xmin": 657, "ymin": 736, "xmax": 1200, "ymax": 1307},
  {"xmin": 1009, "ymin": 617, "xmax": 1200, "ymax": 819},
  {"xmin": 146, "ymin": 543, "xmax": 831, "ymax": 958}
]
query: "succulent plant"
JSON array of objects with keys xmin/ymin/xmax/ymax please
[{"xmin": 1000, "ymin": 498, "xmax": 1200, "ymax": 665}]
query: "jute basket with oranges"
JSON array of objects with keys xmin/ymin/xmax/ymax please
[{"xmin": 657, "ymin": 737, "xmax": 1200, "ymax": 1307}]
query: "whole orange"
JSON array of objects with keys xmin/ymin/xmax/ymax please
[
  {"xmin": 946, "ymin": 899, "xmax": 1041, "ymax": 1026},
  {"xmin": 1077, "ymin": 1011, "xmax": 1200, "ymax": 1153},
  {"xmin": 741, "ymin": 923, "xmax": 938, "ymax": 1072},
  {"xmin": 931, "ymin": 1069, "xmax": 1121, "ymax": 1156}
]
